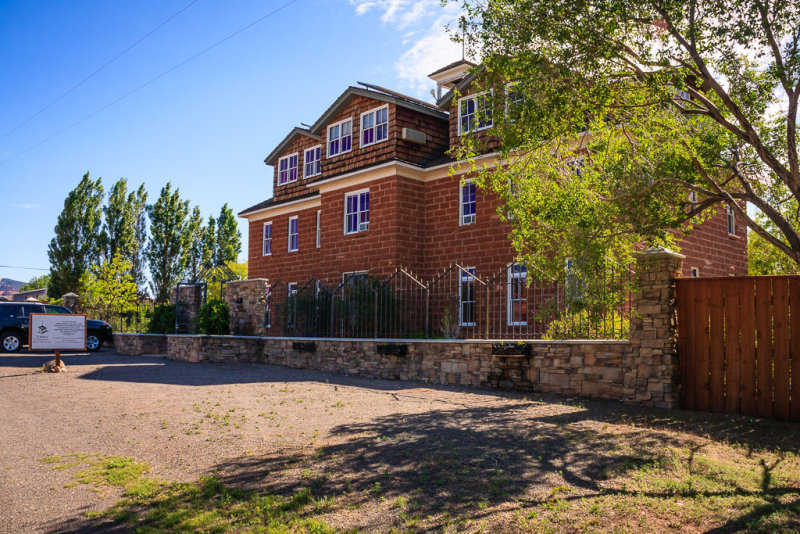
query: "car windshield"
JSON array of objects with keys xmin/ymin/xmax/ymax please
[{"xmin": 45, "ymin": 305, "xmax": 72, "ymax": 314}]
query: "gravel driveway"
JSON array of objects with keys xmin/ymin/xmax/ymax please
[
  {"xmin": 2, "ymin": 350, "xmax": 798, "ymax": 533},
  {"xmin": 0, "ymin": 350, "xmax": 539, "ymax": 532}
]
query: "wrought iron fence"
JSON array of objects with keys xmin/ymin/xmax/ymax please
[
  {"xmin": 82, "ymin": 303, "xmax": 156, "ymax": 334},
  {"xmin": 263, "ymin": 261, "xmax": 633, "ymax": 340}
]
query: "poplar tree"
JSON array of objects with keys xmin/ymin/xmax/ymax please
[
  {"xmin": 184, "ymin": 206, "xmax": 205, "ymax": 282},
  {"xmin": 213, "ymin": 203, "xmax": 242, "ymax": 266},
  {"xmin": 47, "ymin": 172, "xmax": 104, "ymax": 298},
  {"xmin": 146, "ymin": 183, "xmax": 190, "ymax": 303},
  {"xmin": 101, "ymin": 179, "xmax": 148, "ymax": 290}
]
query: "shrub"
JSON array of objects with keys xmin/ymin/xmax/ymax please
[
  {"xmin": 148, "ymin": 304, "xmax": 176, "ymax": 334},
  {"xmin": 542, "ymin": 310, "xmax": 629, "ymax": 340},
  {"xmin": 196, "ymin": 299, "xmax": 230, "ymax": 335}
]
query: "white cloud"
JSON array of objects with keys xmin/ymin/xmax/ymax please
[
  {"xmin": 351, "ymin": 0, "xmax": 466, "ymax": 99},
  {"xmin": 11, "ymin": 203, "xmax": 39, "ymax": 209}
]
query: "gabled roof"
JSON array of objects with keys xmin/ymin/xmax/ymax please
[
  {"xmin": 308, "ymin": 86, "xmax": 447, "ymax": 136},
  {"xmin": 264, "ymin": 127, "xmax": 321, "ymax": 165},
  {"xmin": 435, "ymin": 65, "xmax": 484, "ymax": 110},
  {"xmin": 428, "ymin": 59, "xmax": 477, "ymax": 78}
]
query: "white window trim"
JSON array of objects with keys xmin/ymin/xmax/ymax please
[
  {"xmin": 360, "ymin": 105, "xmax": 389, "ymax": 148},
  {"xmin": 262, "ymin": 221, "xmax": 272, "ymax": 256},
  {"xmin": 327, "ymin": 118, "xmax": 353, "ymax": 159},
  {"xmin": 288, "ymin": 215, "xmax": 299, "ymax": 252},
  {"xmin": 342, "ymin": 270, "xmax": 369, "ymax": 284},
  {"xmin": 690, "ymin": 266, "xmax": 700, "ymax": 278},
  {"xmin": 457, "ymin": 91, "xmax": 493, "ymax": 136},
  {"xmin": 505, "ymin": 82, "xmax": 523, "ymax": 120},
  {"xmin": 278, "ymin": 152, "xmax": 299, "ymax": 185},
  {"xmin": 315, "ymin": 210, "xmax": 321, "ymax": 248},
  {"xmin": 304, "ymin": 145, "xmax": 321, "ymax": 179},
  {"xmin": 726, "ymin": 204, "xmax": 736, "ymax": 236},
  {"xmin": 507, "ymin": 264, "xmax": 527, "ymax": 326},
  {"xmin": 343, "ymin": 188, "xmax": 370, "ymax": 235},
  {"xmin": 459, "ymin": 179, "xmax": 476, "ymax": 226},
  {"xmin": 288, "ymin": 282, "xmax": 298, "ymax": 295},
  {"xmin": 459, "ymin": 267, "xmax": 477, "ymax": 327}
]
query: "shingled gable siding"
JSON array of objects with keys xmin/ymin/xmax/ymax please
[
  {"xmin": 394, "ymin": 105, "xmax": 450, "ymax": 166},
  {"xmin": 272, "ymin": 134, "xmax": 321, "ymax": 203}
]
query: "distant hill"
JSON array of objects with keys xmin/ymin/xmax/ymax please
[{"xmin": 0, "ymin": 278, "xmax": 25, "ymax": 299}]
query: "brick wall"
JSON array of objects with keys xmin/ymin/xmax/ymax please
[{"xmin": 675, "ymin": 205, "xmax": 748, "ymax": 277}]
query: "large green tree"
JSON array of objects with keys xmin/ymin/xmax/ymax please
[
  {"xmin": 184, "ymin": 206, "xmax": 205, "ymax": 283},
  {"xmin": 47, "ymin": 172, "xmax": 104, "ymax": 297},
  {"xmin": 453, "ymin": 0, "xmax": 800, "ymax": 275},
  {"xmin": 146, "ymin": 183, "xmax": 190, "ymax": 303},
  {"xmin": 101, "ymin": 179, "xmax": 148, "ymax": 290},
  {"xmin": 212, "ymin": 203, "xmax": 242, "ymax": 267},
  {"xmin": 20, "ymin": 274, "xmax": 50, "ymax": 292},
  {"xmin": 81, "ymin": 252, "xmax": 139, "ymax": 308}
]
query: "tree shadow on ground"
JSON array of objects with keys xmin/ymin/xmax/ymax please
[{"xmin": 46, "ymin": 397, "xmax": 800, "ymax": 533}]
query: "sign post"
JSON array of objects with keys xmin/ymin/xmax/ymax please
[{"xmin": 28, "ymin": 314, "xmax": 87, "ymax": 371}]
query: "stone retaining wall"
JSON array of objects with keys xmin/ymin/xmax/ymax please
[
  {"xmin": 117, "ymin": 333, "xmax": 632, "ymax": 400},
  {"xmin": 114, "ymin": 333, "xmax": 168, "ymax": 356}
]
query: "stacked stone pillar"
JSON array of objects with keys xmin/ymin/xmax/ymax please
[
  {"xmin": 224, "ymin": 279, "xmax": 270, "ymax": 336},
  {"xmin": 626, "ymin": 246, "xmax": 684, "ymax": 408}
]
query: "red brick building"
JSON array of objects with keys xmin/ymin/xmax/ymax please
[{"xmin": 239, "ymin": 61, "xmax": 747, "ymax": 334}]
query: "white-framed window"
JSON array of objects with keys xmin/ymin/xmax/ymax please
[
  {"xmin": 262, "ymin": 222, "xmax": 272, "ymax": 256},
  {"xmin": 344, "ymin": 189, "xmax": 370, "ymax": 234},
  {"xmin": 304, "ymin": 145, "xmax": 321, "ymax": 178},
  {"xmin": 726, "ymin": 204, "xmax": 736, "ymax": 235},
  {"xmin": 288, "ymin": 216, "xmax": 299, "ymax": 252},
  {"xmin": 278, "ymin": 153, "xmax": 298, "ymax": 185},
  {"xmin": 327, "ymin": 118, "xmax": 352, "ymax": 157},
  {"xmin": 286, "ymin": 282, "xmax": 298, "ymax": 329},
  {"xmin": 505, "ymin": 83, "xmax": 524, "ymax": 120},
  {"xmin": 507, "ymin": 264, "xmax": 527, "ymax": 326},
  {"xmin": 690, "ymin": 266, "xmax": 700, "ymax": 278},
  {"xmin": 361, "ymin": 105, "xmax": 389, "ymax": 147},
  {"xmin": 343, "ymin": 271, "xmax": 369, "ymax": 286},
  {"xmin": 458, "ymin": 91, "xmax": 493, "ymax": 135},
  {"xmin": 315, "ymin": 210, "xmax": 321, "ymax": 248},
  {"xmin": 459, "ymin": 180, "xmax": 476, "ymax": 225},
  {"xmin": 288, "ymin": 282, "xmax": 298, "ymax": 296},
  {"xmin": 459, "ymin": 267, "xmax": 477, "ymax": 327}
]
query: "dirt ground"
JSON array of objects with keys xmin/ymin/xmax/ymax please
[{"xmin": 1, "ymin": 350, "xmax": 798, "ymax": 533}]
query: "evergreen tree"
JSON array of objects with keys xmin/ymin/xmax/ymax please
[
  {"xmin": 47, "ymin": 172, "xmax": 104, "ymax": 298},
  {"xmin": 130, "ymin": 184, "xmax": 148, "ymax": 291},
  {"xmin": 202, "ymin": 215, "xmax": 217, "ymax": 268},
  {"xmin": 146, "ymin": 183, "xmax": 190, "ymax": 303},
  {"xmin": 101, "ymin": 179, "xmax": 149, "ymax": 291},
  {"xmin": 214, "ymin": 203, "xmax": 242, "ymax": 266}
]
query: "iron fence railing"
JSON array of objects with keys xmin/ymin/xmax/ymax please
[
  {"xmin": 264, "ymin": 262, "xmax": 633, "ymax": 340},
  {"xmin": 82, "ymin": 303, "xmax": 156, "ymax": 334}
]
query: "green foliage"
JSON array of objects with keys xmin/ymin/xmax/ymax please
[
  {"xmin": 205, "ymin": 261, "xmax": 247, "ymax": 301},
  {"xmin": 146, "ymin": 183, "xmax": 190, "ymax": 303},
  {"xmin": 48, "ymin": 172, "xmax": 104, "ymax": 298},
  {"xmin": 213, "ymin": 203, "xmax": 242, "ymax": 266},
  {"xmin": 82, "ymin": 253, "xmax": 139, "ymax": 308},
  {"xmin": 195, "ymin": 298, "xmax": 230, "ymax": 335},
  {"xmin": 543, "ymin": 311, "xmax": 629, "ymax": 340},
  {"xmin": 101, "ymin": 178, "xmax": 148, "ymax": 291},
  {"xmin": 184, "ymin": 206, "xmax": 205, "ymax": 282},
  {"xmin": 148, "ymin": 304, "xmax": 176, "ymax": 334},
  {"xmin": 20, "ymin": 274, "xmax": 50, "ymax": 292},
  {"xmin": 749, "ymin": 212, "xmax": 800, "ymax": 274},
  {"xmin": 453, "ymin": 0, "xmax": 800, "ymax": 268}
]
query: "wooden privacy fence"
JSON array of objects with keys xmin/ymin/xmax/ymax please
[{"xmin": 676, "ymin": 276, "xmax": 800, "ymax": 422}]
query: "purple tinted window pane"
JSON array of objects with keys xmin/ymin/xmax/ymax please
[
  {"xmin": 330, "ymin": 139, "xmax": 339, "ymax": 155},
  {"xmin": 377, "ymin": 123, "xmax": 387, "ymax": 141},
  {"xmin": 315, "ymin": 160, "xmax": 321, "ymax": 174},
  {"xmin": 342, "ymin": 136, "xmax": 351, "ymax": 152},
  {"xmin": 363, "ymin": 129, "xmax": 373, "ymax": 145}
]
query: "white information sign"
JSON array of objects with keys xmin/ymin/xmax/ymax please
[{"xmin": 29, "ymin": 313, "xmax": 87, "ymax": 351}]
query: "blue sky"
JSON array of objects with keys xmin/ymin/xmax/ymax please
[{"xmin": 0, "ymin": 0, "xmax": 462, "ymax": 285}]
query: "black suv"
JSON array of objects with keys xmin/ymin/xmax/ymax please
[{"xmin": 0, "ymin": 302, "xmax": 113, "ymax": 353}]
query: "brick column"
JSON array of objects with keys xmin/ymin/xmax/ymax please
[
  {"xmin": 224, "ymin": 279, "xmax": 269, "ymax": 336},
  {"xmin": 626, "ymin": 246, "xmax": 684, "ymax": 408}
]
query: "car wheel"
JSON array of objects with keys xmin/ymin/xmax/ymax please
[
  {"xmin": 86, "ymin": 333, "xmax": 102, "ymax": 352},
  {"xmin": 1, "ymin": 332, "xmax": 22, "ymax": 353}
]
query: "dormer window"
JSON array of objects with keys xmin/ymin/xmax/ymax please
[
  {"xmin": 328, "ymin": 118, "xmax": 352, "ymax": 158},
  {"xmin": 304, "ymin": 145, "xmax": 321, "ymax": 178},
  {"xmin": 278, "ymin": 153, "xmax": 298, "ymax": 185},
  {"xmin": 361, "ymin": 105, "xmax": 388, "ymax": 147},
  {"xmin": 458, "ymin": 91, "xmax": 493, "ymax": 135}
]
